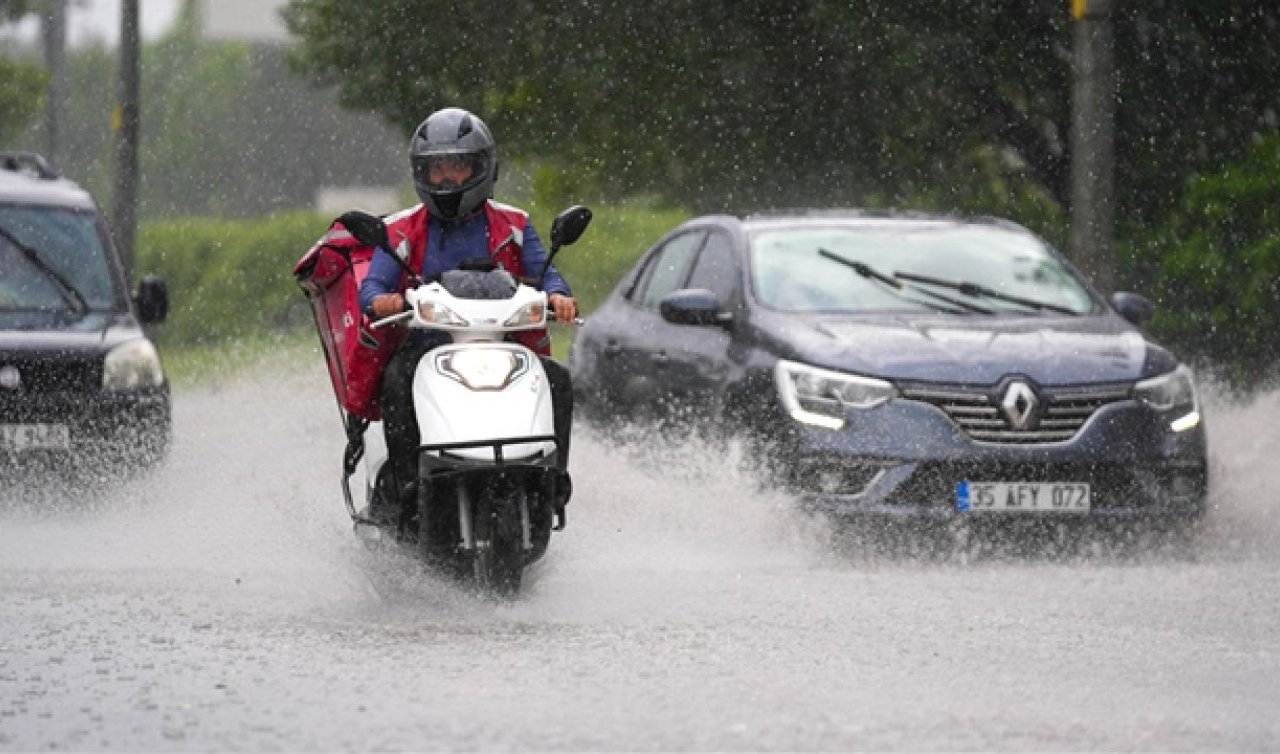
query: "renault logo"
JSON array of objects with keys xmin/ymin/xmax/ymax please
[
  {"xmin": 1001, "ymin": 380, "xmax": 1039, "ymax": 430},
  {"xmin": 0, "ymin": 365, "xmax": 20, "ymax": 390}
]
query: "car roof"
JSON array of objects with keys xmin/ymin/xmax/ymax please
[
  {"xmin": 0, "ymin": 152, "xmax": 99, "ymax": 210},
  {"xmin": 738, "ymin": 208, "xmax": 1030, "ymax": 234}
]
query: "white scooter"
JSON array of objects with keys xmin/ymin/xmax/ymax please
[{"xmin": 338, "ymin": 206, "xmax": 591, "ymax": 595}]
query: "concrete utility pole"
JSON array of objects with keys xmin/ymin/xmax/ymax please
[
  {"xmin": 41, "ymin": 0, "xmax": 68, "ymax": 169},
  {"xmin": 112, "ymin": 0, "xmax": 141, "ymax": 282},
  {"xmin": 1069, "ymin": 0, "xmax": 1117, "ymax": 293}
]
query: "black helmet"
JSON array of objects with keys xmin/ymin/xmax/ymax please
[{"xmin": 409, "ymin": 108, "xmax": 497, "ymax": 220}]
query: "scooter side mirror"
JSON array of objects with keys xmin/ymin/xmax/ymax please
[
  {"xmin": 337, "ymin": 209, "xmax": 390, "ymax": 251},
  {"xmin": 550, "ymin": 205, "xmax": 593, "ymax": 251}
]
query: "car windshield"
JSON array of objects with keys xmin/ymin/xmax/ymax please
[
  {"xmin": 0, "ymin": 205, "xmax": 119, "ymax": 312},
  {"xmin": 749, "ymin": 222, "xmax": 1096, "ymax": 315}
]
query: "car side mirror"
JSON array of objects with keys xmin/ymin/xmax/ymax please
[
  {"xmin": 337, "ymin": 209, "xmax": 390, "ymax": 251},
  {"xmin": 135, "ymin": 274, "xmax": 168, "ymax": 325},
  {"xmin": 660, "ymin": 288, "xmax": 732, "ymax": 327},
  {"xmin": 550, "ymin": 205, "xmax": 593, "ymax": 251},
  {"xmin": 1111, "ymin": 291, "xmax": 1153, "ymax": 326}
]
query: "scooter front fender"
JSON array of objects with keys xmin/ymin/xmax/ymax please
[{"xmin": 413, "ymin": 343, "xmax": 557, "ymax": 461}]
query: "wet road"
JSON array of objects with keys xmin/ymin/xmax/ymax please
[{"xmin": 2, "ymin": 349, "xmax": 1278, "ymax": 751}]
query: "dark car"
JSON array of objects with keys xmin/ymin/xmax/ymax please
[
  {"xmin": 572, "ymin": 210, "xmax": 1206, "ymax": 526},
  {"xmin": 0, "ymin": 152, "xmax": 170, "ymax": 473}
]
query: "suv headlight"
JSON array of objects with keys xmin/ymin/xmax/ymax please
[
  {"xmin": 435, "ymin": 349, "xmax": 530, "ymax": 391},
  {"xmin": 774, "ymin": 359, "xmax": 896, "ymax": 430},
  {"xmin": 1135, "ymin": 364, "xmax": 1201, "ymax": 432},
  {"xmin": 103, "ymin": 339, "xmax": 166, "ymax": 390}
]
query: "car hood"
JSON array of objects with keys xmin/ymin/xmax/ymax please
[
  {"xmin": 0, "ymin": 313, "xmax": 142, "ymax": 355},
  {"xmin": 776, "ymin": 313, "xmax": 1164, "ymax": 385}
]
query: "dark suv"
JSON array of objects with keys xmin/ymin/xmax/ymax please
[{"xmin": 0, "ymin": 152, "xmax": 170, "ymax": 472}]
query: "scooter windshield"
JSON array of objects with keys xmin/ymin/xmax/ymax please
[{"xmin": 439, "ymin": 268, "xmax": 518, "ymax": 300}]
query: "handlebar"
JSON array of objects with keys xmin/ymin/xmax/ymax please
[
  {"xmin": 369, "ymin": 309, "xmax": 413, "ymax": 329},
  {"xmin": 369, "ymin": 308, "xmax": 582, "ymax": 330}
]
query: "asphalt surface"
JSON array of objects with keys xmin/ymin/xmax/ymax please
[{"xmin": 1, "ymin": 349, "xmax": 1278, "ymax": 751}]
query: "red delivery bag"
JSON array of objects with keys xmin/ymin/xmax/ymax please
[{"xmin": 293, "ymin": 223, "xmax": 405, "ymax": 421}]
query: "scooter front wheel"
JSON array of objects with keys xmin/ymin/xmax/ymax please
[{"xmin": 469, "ymin": 481, "xmax": 526, "ymax": 597}]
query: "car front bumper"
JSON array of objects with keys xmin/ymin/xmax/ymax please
[
  {"xmin": 0, "ymin": 387, "xmax": 171, "ymax": 469},
  {"xmin": 772, "ymin": 398, "xmax": 1207, "ymax": 523}
]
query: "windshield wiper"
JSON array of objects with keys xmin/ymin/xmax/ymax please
[
  {"xmin": 818, "ymin": 248, "xmax": 993, "ymax": 315},
  {"xmin": 0, "ymin": 222, "xmax": 89, "ymax": 318},
  {"xmin": 893, "ymin": 271, "xmax": 1079, "ymax": 315}
]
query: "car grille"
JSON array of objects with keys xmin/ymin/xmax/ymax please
[
  {"xmin": 900, "ymin": 381, "xmax": 1132, "ymax": 444},
  {"xmin": 0, "ymin": 355, "xmax": 101, "ymax": 394}
]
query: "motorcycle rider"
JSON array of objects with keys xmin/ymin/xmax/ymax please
[{"xmin": 358, "ymin": 107, "xmax": 578, "ymax": 514}]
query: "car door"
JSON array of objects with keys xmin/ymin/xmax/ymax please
[
  {"xmin": 655, "ymin": 230, "xmax": 740, "ymax": 423},
  {"xmin": 598, "ymin": 230, "xmax": 706, "ymax": 414}
]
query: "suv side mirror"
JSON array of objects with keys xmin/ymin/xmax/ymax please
[
  {"xmin": 135, "ymin": 275, "xmax": 168, "ymax": 325},
  {"xmin": 337, "ymin": 209, "xmax": 390, "ymax": 251},
  {"xmin": 1111, "ymin": 291, "xmax": 1153, "ymax": 326}
]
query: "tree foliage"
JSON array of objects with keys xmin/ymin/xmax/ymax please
[
  {"xmin": 0, "ymin": 0, "xmax": 30, "ymax": 22},
  {"xmin": 284, "ymin": 0, "xmax": 1280, "ymax": 226},
  {"xmin": 0, "ymin": 56, "xmax": 45, "ymax": 144},
  {"xmin": 12, "ymin": 21, "xmax": 406, "ymax": 220},
  {"xmin": 1121, "ymin": 135, "xmax": 1280, "ymax": 387},
  {"xmin": 285, "ymin": 0, "xmax": 1280, "ymax": 384},
  {"xmin": 0, "ymin": 0, "xmax": 41, "ymax": 142}
]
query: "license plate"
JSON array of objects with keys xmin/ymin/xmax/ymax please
[
  {"xmin": 957, "ymin": 481, "xmax": 1091, "ymax": 513},
  {"xmin": 0, "ymin": 423, "xmax": 71, "ymax": 451}
]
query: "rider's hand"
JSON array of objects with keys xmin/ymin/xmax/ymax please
[
  {"xmin": 371, "ymin": 293, "xmax": 406, "ymax": 319},
  {"xmin": 548, "ymin": 293, "xmax": 578, "ymax": 323}
]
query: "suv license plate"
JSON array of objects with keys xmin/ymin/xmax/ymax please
[
  {"xmin": 957, "ymin": 481, "xmax": 1090, "ymax": 513},
  {"xmin": 0, "ymin": 423, "xmax": 71, "ymax": 451}
]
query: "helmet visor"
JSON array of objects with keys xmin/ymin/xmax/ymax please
[{"xmin": 412, "ymin": 152, "xmax": 490, "ymax": 192}]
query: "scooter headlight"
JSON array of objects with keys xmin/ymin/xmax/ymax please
[
  {"xmin": 774, "ymin": 359, "xmax": 896, "ymax": 430},
  {"xmin": 1135, "ymin": 364, "xmax": 1201, "ymax": 432},
  {"xmin": 435, "ymin": 349, "xmax": 530, "ymax": 391},
  {"xmin": 416, "ymin": 300, "xmax": 469, "ymax": 326},
  {"xmin": 503, "ymin": 300, "xmax": 546, "ymax": 328}
]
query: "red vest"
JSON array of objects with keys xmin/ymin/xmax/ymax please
[
  {"xmin": 294, "ymin": 200, "xmax": 551, "ymax": 421},
  {"xmin": 386, "ymin": 200, "xmax": 551, "ymax": 355}
]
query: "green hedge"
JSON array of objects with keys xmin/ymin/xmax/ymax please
[
  {"xmin": 526, "ymin": 199, "xmax": 690, "ymax": 316},
  {"xmin": 136, "ymin": 211, "xmax": 332, "ymax": 348},
  {"xmin": 134, "ymin": 202, "xmax": 688, "ymax": 373},
  {"xmin": 137, "ymin": 173, "xmax": 1279, "ymax": 393}
]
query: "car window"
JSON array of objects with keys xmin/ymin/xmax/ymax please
[
  {"xmin": 637, "ymin": 230, "xmax": 704, "ymax": 310},
  {"xmin": 749, "ymin": 224, "xmax": 1095, "ymax": 314},
  {"xmin": 0, "ymin": 205, "xmax": 119, "ymax": 311},
  {"xmin": 686, "ymin": 231, "xmax": 738, "ymax": 305}
]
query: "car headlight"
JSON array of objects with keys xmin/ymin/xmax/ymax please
[
  {"xmin": 416, "ymin": 300, "xmax": 469, "ymax": 326},
  {"xmin": 774, "ymin": 359, "xmax": 896, "ymax": 430},
  {"xmin": 103, "ymin": 339, "xmax": 166, "ymax": 390},
  {"xmin": 503, "ymin": 300, "xmax": 546, "ymax": 328},
  {"xmin": 435, "ymin": 349, "xmax": 530, "ymax": 391},
  {"xmin": 1135, "ymin": 364, "xmax": 1201, "ymax": 432}
]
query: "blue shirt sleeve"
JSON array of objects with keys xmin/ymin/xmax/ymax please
[
  {"xmin": 521, "ymin": 222, "xmax": 572, "ymax": 297},
  {"xmin": 358, "ymin": 248, "xmax": 405, "ymax": 316}
]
